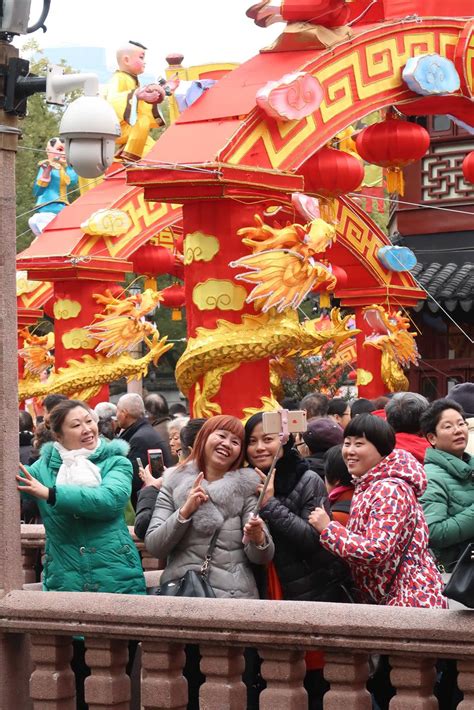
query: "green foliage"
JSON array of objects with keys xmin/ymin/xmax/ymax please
[{"xmin": 282, "ymin": 343, "xmax": 351, "ymax": 401}]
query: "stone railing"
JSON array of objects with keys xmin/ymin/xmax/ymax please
[
  {"xmin": 0, "ymin": 591, "xmax": 473, "ymax": 709},
  {"xmin": 20, "ymin": 524, "xmax": 159, "ymax": 585}
]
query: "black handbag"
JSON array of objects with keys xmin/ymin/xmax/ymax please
[
  {"xmin": 442, "ymin": 542, "xmax": 474, "ymax": 608},
  {"xmin": 149, "ymin": 528, "xmax": 220, "ymax": 598}
]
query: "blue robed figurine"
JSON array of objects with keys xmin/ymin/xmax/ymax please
[{"xmin": 28, "ymin": 137, "xmax": 78, "ymax": 236}]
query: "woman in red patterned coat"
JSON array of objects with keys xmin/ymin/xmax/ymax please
[{"xmin": 309, "ymin": 414, "xmax": 446, "ymax": 608}]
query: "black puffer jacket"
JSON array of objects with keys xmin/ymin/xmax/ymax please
[{"xmin": 249, "ymin": 436, "xmax": 351, "ymax": 602}]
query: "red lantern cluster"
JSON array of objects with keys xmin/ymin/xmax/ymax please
[
  {"xmin": 300, "ymin": 146, "xmax": 364, "ymax": 199},
  {"xmin": 355, "ymin": 118, "xmax": 430, "ymax": 194},
  {"xmin": 462, "ymin": 151, "xmax": 474, "ymax": 184}
]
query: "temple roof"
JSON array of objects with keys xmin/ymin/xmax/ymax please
[{"xmin": 411, "ymin": 261, "xmax": 474, "ymax": 313}]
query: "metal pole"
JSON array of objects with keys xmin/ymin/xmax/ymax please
[{"xmin": 0, "ymin": 39, "xmax": 31, "ymax": 710}]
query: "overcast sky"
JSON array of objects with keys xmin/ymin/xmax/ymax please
[{"xmin": 21, "ymin": 0, "xmax": 282, "ymax": 72}]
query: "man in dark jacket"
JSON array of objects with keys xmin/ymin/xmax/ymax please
[
  {"xmin": 302, "ymin": 417, "xmax": 344, "ymax": 478},
  {"xmin": 117, "ymin": 393, "xmax": 172, "ymax": 509},
  {"xmin": 144, "ymin": 393, "xmax": 172, "ymax": 444}
]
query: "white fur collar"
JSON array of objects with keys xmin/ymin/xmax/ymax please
[{"xmin": 163, "ymin": 462, "xmax": 259, "ymax": 534}]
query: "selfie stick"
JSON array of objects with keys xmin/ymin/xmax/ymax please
[{"xmin": 243, "ymin": 410, "xmax": 290, "ymax": 544}]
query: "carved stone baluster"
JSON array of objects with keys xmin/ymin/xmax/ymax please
[
  {"xmin": 84, "ymin": 638, "xmax": 130, "ymax": 709},
  {"xmin": 21, "ymin": 545, "xmax": 37, "ymax": 585},
  {"xmin": 389, "ymin": 655, "xmax": 437, "ymax": 709},
  {"xmin": 323, "ymin": 652, "xmax": 371, "ymax": 710},
  {"xmin": 141, "ymin": 640, "xmax": 187, "ymax": 710},
  {"xmin": 199, "ymin": 644, "xmax": 246, "ymax": 709},
  {"xmin": 29, "ymin": 634, "xmax": 76, "ymax": 709},
  {"xmin": 259, "ymin": 648, "xmax": 307, "ymax": 709},
  {"xmin": 457, "ymin": 659, "xmax": 474, "ymax": 709}
]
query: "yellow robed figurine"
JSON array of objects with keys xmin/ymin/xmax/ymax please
[{"xmin": 105, "ymin": 40, "xmax": 166, "ymax": 161}]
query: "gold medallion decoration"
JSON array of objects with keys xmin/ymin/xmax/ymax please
[
  {"xmin": 183, "ymin": 231, "xmax": 220, "ymax": 265},
  {"xmin": 192, "ymin": 280, "xmax": 248, "ymax": 311}
]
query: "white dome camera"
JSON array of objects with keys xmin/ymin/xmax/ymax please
[{"xmin": 59, "ymin": 96, "xmax": 120, "ymax": 178}]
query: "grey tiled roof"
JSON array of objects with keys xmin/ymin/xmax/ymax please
[{"xmin": 411, "ymin": 261, "xmax": 474, "ymax": 312}]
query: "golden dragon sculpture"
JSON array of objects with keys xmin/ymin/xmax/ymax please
[
  {"xmin": 18, "ymin": 288, "xmax": 172, "ymax": 402},
  {"xmin": 230, "ymin": 214, "xmax": 337, "ymax": 312},
  {"xmin": 363, "ymin": 305, "xmax": 420, "ymax": 392},
  {"xmin": 18, "ymin": 333, "xmax": 172, "ymax": 402},
  {"xmin": 18, "ymin": 328, "xmax": 55, "ymax": 377},
  {"xmin": 176, "ymin": 308, "xmax": 357, "ymax": 418}
]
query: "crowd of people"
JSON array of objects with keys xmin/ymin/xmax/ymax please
[{"xmin": 17, "ymin": 382, "xmax": 474, "ymax": 710}]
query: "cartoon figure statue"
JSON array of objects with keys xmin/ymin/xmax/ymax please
[
  {"xmin": 28, "ymin": 137, "xmax": 79, "ymax": 237},
  {"xmin": 105, "ymin": 40, "xmax": 166, "ymax": 161}
]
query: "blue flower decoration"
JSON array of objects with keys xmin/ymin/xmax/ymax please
[
  {"xmin": 377, "ymin": 246, "xmax": 417, "ymax": 272},
  {"xmin": 403, "ymin": 54, "xmax": 460, "ymax": 96}
]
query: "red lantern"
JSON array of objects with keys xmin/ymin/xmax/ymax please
[
  {"xmin": 355, "ymin": 118, "xmax": 430, "ymax": 195},
  {"xmin": 300, "ymin": 147, "xmax": 364, "ymax": 221},
  {"xmin": 132, "ymin": 244, "xmax": 181, "ymax": 277},
  {"xmin": 462, "ymin": 151, "xmax": 474, "ymax": 184},
  {"xmin": 160, "ymin": 284, "xmax": 186, "ymax": 309}
]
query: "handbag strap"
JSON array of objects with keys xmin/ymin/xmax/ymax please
[
  {"xmin": 200, "ymin": 527, "xmax": 221, "ymax": 577},
  {"xmin": 199, "ymin": 489, "xmax": 223, "ymax": 577}
]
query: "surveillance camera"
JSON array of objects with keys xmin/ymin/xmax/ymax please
[{"xmin": 59, "ymin": 96, "xmax": 120, "ymax": 178}]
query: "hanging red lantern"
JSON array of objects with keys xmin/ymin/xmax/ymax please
[
  {"xmin": 132, "ymin": 244, "xmax": 182, "ymax": 278},
  {"xmin": 160, "ymin": 284, "xmax": 186, "ymax": 309},
  {"xmin": 355, "ymin": 117, "xmax": 430, "ymax": 195},
  {"xmin": 299, "ymin": 147, "xmax": 364, "ymax": 221},
  {"xmin": 462, "ymin": 151, "xmax": 474, "ymax": 184}
]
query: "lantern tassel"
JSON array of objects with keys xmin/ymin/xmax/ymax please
[
  {"xmin": 319, "ymin": 197, "xmax": 338, "ymax": 224},
  {"xmin": 386, "ymin": 167, "xmax": 405, "ymax": 196},
  {"xmin": 144, "ymin": 277, "xmax": 158, "ymax": 291},
  {"xmin": 319, "ymin": 292, "xmax": 331, "ymax": 309}
]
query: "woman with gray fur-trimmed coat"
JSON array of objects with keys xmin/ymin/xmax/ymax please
[{"xmin": 145, "ymin": 415, "xmax": 274, "ymax": 598}]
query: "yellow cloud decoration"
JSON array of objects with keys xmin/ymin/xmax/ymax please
[
  {"xmin": 62, "ymin": 329, "xmax": 98, "ymax": 350},
  {"xmin": 54, "ymin": 299, "xmax": 82, "ymax": 320},
  {"xmin": 81, "ymin": 208, "xmax": 132, "ymax": 236},
  {"xmin": 193, "ymin": 280, "xmax": 248, "ymax": 311},
  {"xmin": 183, "ymin": 231, "xmax": 220, "ymax": 265},
  {"xmin": 16, "ymin": 271, "xmax": 42, "ymax": 297},
  {"xmin": 356, "ymin": 368, "xmax": 373, "ymax": 386}
]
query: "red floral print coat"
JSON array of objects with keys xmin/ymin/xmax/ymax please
[{"xmin": 319, "ymin": 449, "xmax": 447, "ymax": 608}]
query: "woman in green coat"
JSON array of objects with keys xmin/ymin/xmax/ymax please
[
  {"xmin": 420, "ymin": 398, "xmax": 474, "ymax": 569},
  {"xmin": 17, "ymin": 398, "xmax": 145, "ymax": 595}
]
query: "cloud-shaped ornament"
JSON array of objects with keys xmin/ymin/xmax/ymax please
[
  {"xmin": 403, "ymin": 54, "xmax": 460, "ymax": 96},
  {"xmin": 256, "ymin": 72, "xmax": 323, "ymax": 121}
]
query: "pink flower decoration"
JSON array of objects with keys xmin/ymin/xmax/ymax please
[{"xmin": 256, "ymin": 72, "xmax": 324, "ymax": 121}]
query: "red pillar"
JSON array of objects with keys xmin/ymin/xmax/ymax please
[
  {"xmin": 353, "ymin": 306, "xmax": 384, "ymax": 399},
  {"xmin": 129, "ymin": 163, "xmax": 304, "ymax": 419}
]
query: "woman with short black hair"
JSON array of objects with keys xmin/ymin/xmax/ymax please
[{"xmin": 309, "ymin": 414, "xmax": 446, "ymax": 608}]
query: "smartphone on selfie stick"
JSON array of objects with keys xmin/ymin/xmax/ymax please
[{"xmin": 147, "ymin": 449, "xmax": 165, "ymax": 478}]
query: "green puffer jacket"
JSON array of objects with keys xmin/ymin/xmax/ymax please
[
  {"xmin": 26, "ymin": 438, "xmax": 146, "ymax": 594},
  {"xmin": 421, "ymin": 447, "xmax": 474, "ymax": 567}
]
